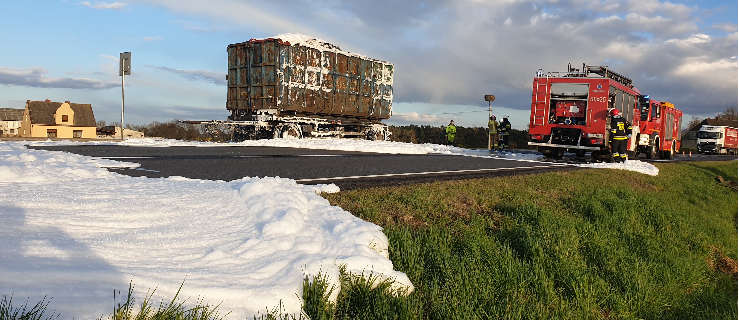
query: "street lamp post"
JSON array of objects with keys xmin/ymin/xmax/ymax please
[{"xmin": 119, "ymin": 52, "xmax": 131, "ymax": 140}]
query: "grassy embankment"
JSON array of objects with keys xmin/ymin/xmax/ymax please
[
  {"xmin": 2, "ymin": 161, "xmax": 736, "ymax": 319},
  {"xmin": 319, "ymin": 160, "xmax": 738, "ymax": 319}
]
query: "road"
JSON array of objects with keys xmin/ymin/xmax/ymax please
[
  {"xmin": 29, "ymin": 145, "xmax": 735, "ymax": 189},
  {"xmin": 29, "ymin": 145, "xmax": 579, "ymax": 189}
]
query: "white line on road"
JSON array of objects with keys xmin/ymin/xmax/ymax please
[
  {"xmin": 295, "ymin": 164, "xmax": 573, "ymax": 182},
  {"xmin": 104, "ymin": 156, "xmax": 154, "ymax": 159}
]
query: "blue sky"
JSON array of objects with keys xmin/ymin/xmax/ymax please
[{"xmin": 0, "ymin": 0, "xmax": 736, "ymax": 129}]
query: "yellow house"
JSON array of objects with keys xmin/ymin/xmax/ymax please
[{"xmin": 21, "ymin": 100, "xmax": 97, "ymax": 139}]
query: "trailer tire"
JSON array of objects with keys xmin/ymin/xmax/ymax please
[
  {"xmin": 273, "ymin": 123, "xmax": 302, "ymax": 139},
  {"xmin": 366, "ymin": 129, "xmax": 386, "ymax": 141}
]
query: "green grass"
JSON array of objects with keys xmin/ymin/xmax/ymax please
[{"xmin": 323, "ymin": 160, "xmax": 738, "ymax": 319}]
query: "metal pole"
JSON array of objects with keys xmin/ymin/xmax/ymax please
[
  {"xmin": 488, "ymin": 100, "xmax": 492, "ymax": 150},
  {"xmin": 120, "ymin": 69, "xmax": 125, "ymax": 140}
]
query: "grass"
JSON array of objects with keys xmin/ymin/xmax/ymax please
[
  {"xmin": 322, "ymin": 160, "xmax": 738, "ymax": 319},
  {"xmin": 3, "ymin": 161, "xmax": 736, "ymax": 319}
]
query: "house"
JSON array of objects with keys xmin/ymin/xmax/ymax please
[
  {"xmin": 97, "ymin": 126, "xmax": 145, "ymax": 139},
  {"xmin": 0, "ymin": 108, "xmax": 24, "ymax": 136},
  {"xmin": 21, "ymin": 100, "xmax": 97, "ymax": 139}
]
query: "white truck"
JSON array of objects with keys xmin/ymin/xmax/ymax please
[{"xmin": 696, "ymin": 125, "xmax": 738, "ymax": 155}]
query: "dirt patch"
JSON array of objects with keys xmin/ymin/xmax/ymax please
[
  {"xmin": 446, "ymin": 194, "xmax": 479, "ymax": 220},
  {"xmin": 715, "ymin": 175, "xmax": 738, "ymax": 191},
  {"xmin": 707, "ymin": 246, "xmax": 738, "ymax": 275}
]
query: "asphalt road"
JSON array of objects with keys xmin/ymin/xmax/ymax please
[
  {"xmin": 29, "ymin": 145, "xmax": 578, "ymax": 189},
  {"xmin": 29, "ymin": 145, "xmax": 736, "ymax": 189}
]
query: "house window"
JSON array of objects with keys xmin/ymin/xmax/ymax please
[
  {"xmin": 62, "ymin": 115, "xmax": 69, "ymax": 122},
  {"xmin": 73, "ymin": 130, "xmax": 83, "ymax": 138},
  {"xmin": 47, "ymin": 129, "xmax": 57, "ymax": 138},
  {"xmin": 9, "ymin": 129, "xmax": 14, "ymax": 134}
]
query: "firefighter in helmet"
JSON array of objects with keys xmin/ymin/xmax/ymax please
[
  {"xmin": 446, "ymin": 120, "xmax": 457, "ymax": 146},
  {"xmin": 498, "ymin": 117, "xmax": 512, "ymax": 149},
  {"xmin": 488, "ymin": 115, "xmax": 498, "ymax": 151},
  {"xmin": 609, "ymin": 108, "xmax": 632, "ymax": 162}
]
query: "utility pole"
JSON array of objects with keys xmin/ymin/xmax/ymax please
[
  {"xmin": 484, "ymin": 94, "xmax": 495, "ymax": 150},
  {"xmin": 119, "ymin": 52, "xmax": 131, "ymax": 140}
]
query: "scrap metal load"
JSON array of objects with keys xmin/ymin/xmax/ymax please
[
  {"xmin": 222, "ymin": 34, "xmax": 394, "ymax": 140},
  {"xmin": 528, "ymin": 63, "xmax": 683, "ymax": 161}
]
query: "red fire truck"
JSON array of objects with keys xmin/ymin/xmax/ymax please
[
  {"xmin": 635, "ymin": 98, "xmax": 682, "ymax": 159},
  {"xmin": 528, "ymin": 64, "xmax": 681, "ymax": 161}
]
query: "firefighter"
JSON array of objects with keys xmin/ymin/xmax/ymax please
[
  {"xmin": 488, "ymin": 115, "xmax": 498, "ymax": 151},
  {"xmin": 446, "ymin": 120, "xmax": 457, "ymax": 146},
  {"xmin": 498, "ymin": 117, "xmax": 512, "ymax": 149},
  {"xmin": 609, "ymin": 108, "xmax": 632, "ymax": 162}
]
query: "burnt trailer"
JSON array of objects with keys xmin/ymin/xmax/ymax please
[{"xmin": 216, "ymin": 35, "xmax": 394, "ymax": 140}]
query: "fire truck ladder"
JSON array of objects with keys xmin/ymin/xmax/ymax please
[{"xmin": 533, "ymin": 76, "xmax": 549, "ymax": 126}]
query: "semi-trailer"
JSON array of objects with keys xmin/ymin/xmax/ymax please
[{"xmin": 197, "ymin": 34, "xmax": 394, "ymax": 141}]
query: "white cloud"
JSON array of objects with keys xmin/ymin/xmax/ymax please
[
  {"xmin": 143, "ymin": 36, "xmax": 163, "ymax": 41},
  {"xmin": 149, "ymin": 66, "xmax": 226, "ymax": 86},
  {"xmin": 80, "ymin": 1, "xmax": 127, "ymax": 10},
  {"xmin": 673, "ymin": 57, "xmax": 736, "ymax": 77},
  {"xmin": 665, "ymin": 33, "xmax": 711, "ymax": 48},
  {"xmin": 713, "ymin": 23, "xmax": 738, "ymax": 33},
  {"xmin": 0, "ymin": 67, "xmax": 118, "ymax": 89},
  {"xmin": 388, "ymin": 112, "xmax": 446, "ymax": 125}
]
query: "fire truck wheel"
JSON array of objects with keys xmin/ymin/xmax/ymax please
[
  {"xmin": 647, "ymin": 141, "xmax": 658, "ymax": 159},
  {"xmin": 540, "ymin": 147, "xmax": 552, "ymax": 157},
  {"xmin": 590, "ymin": 150, "xmax": 602, "ymax": 162},
  {"xmin": 552, "ymin": 149, "xmax": 564, "ymax": 160},
  {"xmin": 627, "ymin": 150, "xmax": 636, "ymax": 160}
]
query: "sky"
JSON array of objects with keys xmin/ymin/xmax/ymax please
[{"xmin": 0, "ymin": 0, "xmax": 736, "ymax": 129}]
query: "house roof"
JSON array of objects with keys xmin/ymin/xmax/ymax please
[
  {"xmin": 0, "ymin": 108, "xmax": 24, "ymax": 121},
  {"xmin": 26, "ymin": 100, "xmax": 96, "ymax": 126}
]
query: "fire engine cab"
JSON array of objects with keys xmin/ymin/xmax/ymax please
[
  {"xmin": 636, "ymin": 97, "xmax": 682, "ymax": 159},
  {"xmin": 528, "ymin": 63, "xmax": 682, "ymax": 161}
]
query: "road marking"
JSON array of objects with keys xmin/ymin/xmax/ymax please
[
  {"xmin": 295, "ymin": 164, "xmax": 572, "ymax": 182},
  {"xmin": 104, "ymin": 156, "xmax": 154, "ymax": 159}
]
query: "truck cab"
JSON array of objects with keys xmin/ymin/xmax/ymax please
[
  {"xmin": 636, "ymin": 96, "xmax": 682, "ymax": 159},
  {"xmin": 697, "ymin": 125, "xmax": 738, "ymax": 154}
]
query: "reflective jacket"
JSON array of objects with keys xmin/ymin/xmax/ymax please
[
  {"xmin": 610, "ymin": 116, "xmax": 632, "ymax": 140},
  {"xmin": 498, "ymin": 120, "xmax": 512, "ymax": 135},
  {"xmin": 446, "ymin": 125, "xmax": 457, "ymax": 141},
  {"xmin": 488, "ymin": 120, "xmax": 497, "ymax": 134}
]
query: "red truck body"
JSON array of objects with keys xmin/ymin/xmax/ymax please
[
  {"xmin": 528, "ymin": 64, "xmax": 682, "ymax": 160},
  {"xmin": 726, "ymin": 127, "xmax": 739, "ymax": 149},
  {"xmin": 636, "ymin": 98, "xmax": 682, "ymax": 158}
]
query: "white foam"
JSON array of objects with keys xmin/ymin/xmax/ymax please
[{"xmin": 0, "ymin": 141, "xmax": 412, "ymax": 318}]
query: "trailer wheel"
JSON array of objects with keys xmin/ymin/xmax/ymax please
[
  {"xmin": 366, "ymin": 129, "xmax": 386, "ymax": 141},
  {"xmin": 273, "ymin": 123, "xmax": 302, "ymax": 139}
]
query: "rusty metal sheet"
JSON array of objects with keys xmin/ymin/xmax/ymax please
[{"xmin": 227, "ymin": 38, "xmax": 393, "ymax": 120}]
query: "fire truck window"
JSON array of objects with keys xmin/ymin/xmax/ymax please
[
  {"xmin": 550, "ymin": 83, "xmax": 589, "ymax": 98},
  {"xmin": 651, "ymin": 102, "xmax": 658, "ymax": 119},
  {"xmin": 640, "ymin": 98, "xmax": 649, "ymax": 121}
]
